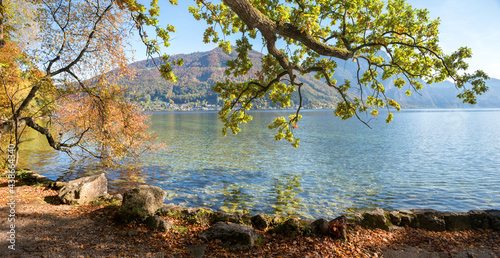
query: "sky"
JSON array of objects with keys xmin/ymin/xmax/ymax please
[{"xmin": 129, "ymin": 0, "xmax": 500, "ymax": 79}]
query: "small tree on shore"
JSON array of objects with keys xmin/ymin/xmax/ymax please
[{"xmin": 0, "ymin": 0, "xmax": 161, "ymax": 168}]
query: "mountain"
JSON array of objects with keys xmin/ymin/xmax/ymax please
[{"xmin": 123, "ymin": 48, "xmax": 500, "ymax": 109}]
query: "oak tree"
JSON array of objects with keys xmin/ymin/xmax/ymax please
[{"xmin": 127, "ymin": 0, "xmax": 488, "ymax": 147}]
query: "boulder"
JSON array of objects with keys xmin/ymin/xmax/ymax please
[
  {"xmin": 58, "ymin": 173, "xmax": 108, "ymax": 205},
  {"xmin": 310, "ymin": 218, "xmax": 329, "ymax": 236},
  {"xmin": 182, "ymin": 207, "xmax": 213, "ymax": 225},
  {"xmin": 280, "ymin": 217, "xmax": 304, "ymax": 237},
  {"xmin": 210, "ymin": 211, "xmax": 249, "ymax": 224},
  {"xmin": 199, "ymin": 222, "xmax": 260, "ymax": 250},
  {"xmin": 157, "ymin": 203, "xmax": 183, "ymax": 216},
  {"xmin": 389, "ymin": 211, "xmax": 402, "ymax": 226},
  {"xmin": 468, "ymin": 210, "xmax": 490, "ymax": 229},
  {"xmin": 99, "ymin": 193, "xmax": 123, "ymax": 202},
  {"xmin": 329, "ymin": 215, "xmax": 347, "ymax": 240},
  {"xmin": 115, "ymin": 185, "xmax": 166, "ymax": 221},
  {"xmin": 412, "ymin": 209, "xmax": 445, "ymax": 231},
  {"xmin": 145, "ymin": 215, "xmax": 173, "ymax": 232},
  {"xmin": 186, "ymin": 244, "xmax": 207, "ymax": 258},
  {"xmin": 485, "ymin": 210, "xmax": 500, "ymax": 231},
  {"xmin": 361, "ymin": 208, "xmax": 389, "ymax": 229},
  {"xmin": 444, "ymin": 212, "xmax": 471, "ymax": 231},
  {"xmin": 251, "ymin": 214, "xmax": 268, "ymax": 230},
  {"xmin": 398, "ymin": 210, "xmax": 416, "ymax": 228}
]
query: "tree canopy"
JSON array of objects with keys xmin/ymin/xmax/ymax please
[
  {"xmin": 126, "ymin": 0, "xmax": 488, "ymax": 147},
  {"xmin": 0, "ymin": 0, "xmax": 489, "ymax": 167}
]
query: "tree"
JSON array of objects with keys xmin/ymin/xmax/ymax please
[
  {"xmin": 1, "ymin": 0, "xmax": 490, "ymax": 168},
  {"xmin": 0, "ymin": 0, "xmax": 160, "ymax": 167},
  {"xmin": 126, "ymin": 0, "xmax": 489, "ymax": 147}
]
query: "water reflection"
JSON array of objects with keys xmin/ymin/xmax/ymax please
[
  {"xmin": 221, "ymin": 186, "xmax": 252, "ymax": 214},
  {"xmin": 271, "ymin": 174, "xmax": 303, "ymax": 215}
]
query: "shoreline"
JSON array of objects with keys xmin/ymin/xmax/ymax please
[
  {"xmin": 1, "ymin": 171, "xmax": 499, "ymax": 257},
  {"xmin": 24, "ymin": 170, "xmax": 500, "ymax": 222},
  {"xmin": 17, "ymin": 171, "xmax": 500, "ymax": 231}
]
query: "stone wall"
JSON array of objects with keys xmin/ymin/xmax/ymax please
[{"xmin": 351, "ymin": 208, "xmax": 500, "ymax": 231}]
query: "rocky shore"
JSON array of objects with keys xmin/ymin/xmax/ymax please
[{"xmin": 3, "ymin": 171, "xmax": 498, "ymax": 257}]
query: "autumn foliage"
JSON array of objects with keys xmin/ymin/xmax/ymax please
[{"xmin": 0, "ymin": 0, "xmax": 161, "ymax": 167}]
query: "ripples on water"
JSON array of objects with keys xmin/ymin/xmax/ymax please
[{"xmin": 21, "ymin": 109, "xmax": 500, "ymax": 219}]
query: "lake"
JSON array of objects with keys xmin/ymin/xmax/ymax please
[{"xmin": 19, "ymin": 109, "xmax": 500, "ymax": 219}]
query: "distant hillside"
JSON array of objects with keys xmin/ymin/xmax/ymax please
[{"xmin": 123, "ymin": 48, "xmax": 500, "ymax": 109}]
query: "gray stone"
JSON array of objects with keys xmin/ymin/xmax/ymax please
[
  {"xmin": 399, "ymin": 210, "xmax": 416, "ymax": 228},
  {"xmin": 145, "ymin": 215, "xmax": 173, "ymax": 232},
  {"xmin": 412, "ymin": 209, "xmax": 445, "ymax": 231},
  {"xmin": 183, "ymin": 207, "xmax": 203, "ymax": 216},
  {"xmin": 182, "ymin": 207, "xmax": 212, "ymax": 225},
  {"xmin": 58, "ymin": 173, "xmax": 108, "ymax": 205},
  {"xmin": 485, "ymin": 209, "xmax": 500, "ymax": 231},
  {"xmin": 210, "ymin": 211, "xmax": 231, "ymax": 223},
  {"xmin": 157, "ymin": 203, "xmax": 182, "ymax": 215},
  {"xmin": 115, "ymin": 185, "xmax": 166, "ymax": 221},
  {"xmin": 362, "ymin": 208, "xmax": 389, "ymax": 229},
  {"xmin": 199, "ymin": 222, "xmax": 260, "ymax": 249},
  {"xmin": 186, "ymin": 245, "xmax": 207, "ymax": 258},
  {"xmin": 444, "ymin": 212, "xmax": 471, "ymax": 231},
  {"xmin": 251, "ymin": 214, "xmax": 268, "ymax": 230},
  {"xmin": 468, "ymin": 210, "xmax": 490, "ymax": 229},
  {"xmin": 310, "ymin": 218, "xmax": 329, "ymax": 236},
  {"xmin": 389, "ymin": 211, "xmax": 402, "ymax": 226},
  {"xmin": 281, "ymin": 217, "xmax": 303, "ymax": 237},
  {"xmin": 100, "ymin": 193, "xmax": 123, "ymax": 202},
  {"xmin": 210, "ymin": 211, "xmax": 247, "ymax": 224},
  {"xmin": 349, "ymin": 213, "xmax": 364, "ymax": 225}
]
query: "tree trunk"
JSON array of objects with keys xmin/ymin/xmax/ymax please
[{"xmin": 0, "ymin": 0, "xmax": 5, "ymax": 48}]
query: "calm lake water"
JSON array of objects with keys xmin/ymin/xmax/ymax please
[{"xmin": 20, "ymin": 109, "xmax": 500, "ymax": 219}]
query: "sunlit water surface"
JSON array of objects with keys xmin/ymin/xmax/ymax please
[{"xmin": 20, "ymin": 109, "xmax": 500, "ymax": 219}]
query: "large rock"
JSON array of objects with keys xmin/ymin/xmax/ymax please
[
  {"xmin": 280, "ymin": 217, "xmax": 303, "ymax": 237},
  {"xmin": 145, "ymin": 215, "xmax": 173, "ymax": 232},
  {"xmin": 310, "ymin": 218, "xmax": 329, "ymax": 236},
  {"xmin": 210, "ymin": 211, "xmax": 250, "ymax": 224},
  {"xmin": 468, "ymin": 210, "xmax": 490, "ymax": 229},
  {"xmin": 398, "ymin": 210, "xmax": 416, "ymax": 228},
  {"xmin": 115, "ymin": 185, "xmax": 166, "ymax": 221},
  {"xmin": 329, "ymin": 215, "xmax": 347, "ymax": 240},
  {"xmin": 444, "ymin": 212, "xmax": 471, "ymax": 231},
  {"xmin": 199, "ymin": 222, "xmax": 260, "ymax": 250},
  {"xmin": 251, "ymin": 214, "xmax": 268, "ymax": 230},
  {"xmin": 485, "ymin": 210, "xmax": 500, "ymax": 231},
  {"xmin": 412, "ymin": 209, "xmax": 445, "ymax": 231},
  {"xmin": 361, "ymin": 208, "xmax": 389, "ymax": 229},
  {"xmin": 389, "ymin": 211, "xmax": 402, "ymax": 225},
  {"xmin": 58, "ymin": 173, "xmax": 108, "ymax": 204}
]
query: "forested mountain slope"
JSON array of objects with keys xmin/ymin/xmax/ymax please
[{"xmin": 124, "ymin": 48, "xmax": 500, "ymax": 108}]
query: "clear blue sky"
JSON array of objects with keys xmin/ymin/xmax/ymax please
[{"xmin": 129, "ymin": 0, "xmax": 500, "ymax": 79}]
